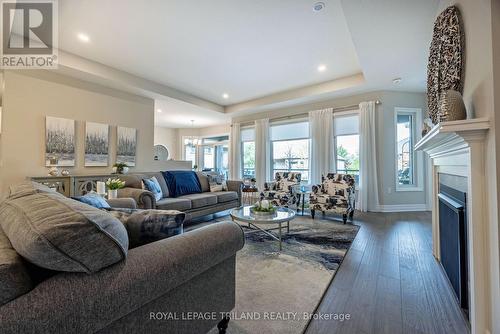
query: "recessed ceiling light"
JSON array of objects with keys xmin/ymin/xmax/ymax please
[
  {"xmin": 157, "ymin": 109, "xmax": 162, "ymax": 113},
  {"xmin": 392, "ymin": 77, "xmax": 402, "ymax": 84},
  {"xmin": 313, "ymin": 2, "xmax": 325, "ymax": 12},
  {"xmin": 77, "ymin": 33, "xmax": 90, "ymax": 43},
  {"xmin": 317, "ymin": 64, "xmax": 327, "ymax": 72},
  {"xmin": 222, "ymin": 93, "xmax": 229, "ymax": 99}
]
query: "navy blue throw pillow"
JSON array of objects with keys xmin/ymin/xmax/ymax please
[
  {"xmin": 161, "ymin": 171, "xmax": 202, "ymax": 197},
  {"xmin": 72, "ymin": 192, "xmax": 111, "ymax": 209}
]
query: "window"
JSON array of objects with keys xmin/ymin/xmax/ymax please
[
  {"xmin": 215, "ymin": 144, "xmax": 229, "ymax": 178},
  {"xmin": 202, "ymin": 146, "xmax": 215, "ymax": 170},
  {"xmin": 183, "ymin": 138, "xmax": 197, "ymax": 169},
  {"xmin": 334, "ymin": 112, "xmax": 360, "ymax": 185},
  {"xmin": 395, "ymin": 108, "xmax": 423, "ymax": 191},
  {"xmin": 241, "ymin": 128, "xmax": 255, "ymax": 179},
  {"xmin": 200, "ymin": 135, "xmax": 229, "ymax": 178},
  {"xmin": 270, "ymin": 121, "xmax": 310, "ymax": 181}
]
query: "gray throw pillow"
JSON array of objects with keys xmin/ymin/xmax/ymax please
[
  {"xmin": 8, "ymin": 181, "xmax": 60, "ymax": 199},
  {"xmin": 0, "ymin": 225, "xmax": 33, "ymax": 306},
  {"xmin": 108, "ymin": 209, "xmax": 185, "ymax": 248},
  {"xmin": 0, "ymin": 187, "xmax": 129, "ymax": 273}
]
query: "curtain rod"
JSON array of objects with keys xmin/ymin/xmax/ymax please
[{"xmin": 238, "ymin": 100, "xmax": 381, "ymax": 127}]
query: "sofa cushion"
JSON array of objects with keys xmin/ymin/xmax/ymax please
[
  {"xmin": 162, "ymin": 171, "xmax": 202, "ymax": 197},
  {"xmin": 143, "ymin": 172, "xmax": 169, "ymax": 198},
  {"xmin": 156, "ymin": 198, "xmax": 192, "ymax": 211},
  {"xmin": 72, "ymin": 192, "xmax": 111, "ymax": 209},
  {"xmin": 0, "ymin": 187, "xmax": 128, "ymax": 273},
  {"xmin": 178, "ymin": 193, "xmax": 217, "ymax": 209},
  {"xmin": 108, "ymin": 209, "xmax": 185, "ymax": 248},
  {"xmin": 196, "ymin": 172, "xmax": 210, "ymax": 192},
  {"xmin": 0, "ymin": 225, "xmax": 33, "ymax": 306},
  {"xmin": 211, "ymin": 191, "xmax": 238, "ymax": 203},
  {"xmin": 142, "ymin": 177, "xmax": 163, "ymax": 201}
]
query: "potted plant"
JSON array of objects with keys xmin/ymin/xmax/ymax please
[
  {"xmin": 250, "ymin": 199, "xmax": 277, "ymax": 216},
  {"xmin": 112, "ymin": 162, "xmax": 129, "ymax": 174},
  {"xmin": 105, "ymin": 178, "xmax": 125, "ymax": 199}
]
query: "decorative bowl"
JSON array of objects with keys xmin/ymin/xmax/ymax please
[{"xmin": 250, "ymin": 207, "xmax": 277, "ymax": 217}]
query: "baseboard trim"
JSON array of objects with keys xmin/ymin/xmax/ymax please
[{"xmin": 375, "ymin": 204, "xmax": 429, "ymax": 212}]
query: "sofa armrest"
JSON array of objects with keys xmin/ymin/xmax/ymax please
[
  {"xmin": 226, "ymin": 180, "xmax": 243, "ymax": 204},
  {"xmin": 0, "ymin": 222, "xmax": 245, "ymax": 334},
  {"xmin": 106, "ymin": 198, "xmax": 137, "ymax": 209},
  {"xmin": 117, "ymin": 187, "xmax": 155, "ymax": 209}
]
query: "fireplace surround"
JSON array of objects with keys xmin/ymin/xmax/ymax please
[{"xmin": 415, "ymin": 118, "xmax": 490, "ymax": 333}]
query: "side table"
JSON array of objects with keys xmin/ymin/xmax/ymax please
[
  {"xmin": 293, "ymin": 185, "xmax": 312, "ymax": 216},
  {"xmin": 242, "ymin": 186, "xmax": 259, "ymax": 205}
]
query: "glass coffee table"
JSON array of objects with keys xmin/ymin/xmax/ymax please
[{"xmin": 230, "ymin": 206, "xmax": 296, "ymax": 251}]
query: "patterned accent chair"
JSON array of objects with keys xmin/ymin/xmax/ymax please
[
  {"xmin": 260, "ymin": 172, "xmax": 302, "ymax": 207},
  {"xmin": 309, "ymin": 173, "xmax": 356, "ymax": 224}
]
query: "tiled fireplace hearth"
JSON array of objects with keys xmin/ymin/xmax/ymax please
[{"xmin": 415, "ymin": 118, "xmax": 490, "ymax": 333}]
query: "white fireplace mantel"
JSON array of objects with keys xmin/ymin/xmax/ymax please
[
  {"xmin": 415, "ymin": 117, "xmax": 490, "ymax": 157},
  {"xmin": 415, "ymin": 117, "xmax": 490, "ymax": 334}
]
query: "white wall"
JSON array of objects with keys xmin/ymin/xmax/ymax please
[
  {"xmin": 231, "ymin": 90, "xmax": 429, "ymax": 208},
  {"xmin": 0, "ymin": 70, "xmax": 160, "ymax": 196},
  {"xmin": 154, "ymin": 126, "xmax": 178, "ymax": 160},
  {"xmin": 436, "ymin": 1, "xmax": 498, "ymax": 332},
  {"xmin": 492, "ymin": 0, "xmax": 500, "ymax": 330}
]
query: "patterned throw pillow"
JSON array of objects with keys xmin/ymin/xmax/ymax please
[
  {"xmin": 142, "ymin": 177, "xmax": 163, "ymax": 201},
  {"xmin": 207, "ymin": 174, "xmax": 227, "ymax": 192},
  {"xmin": 72, "ymin": 192, "xmax": 111, "ymax": 209},
  {"xmin": 108, "ymin": 208, "xmax": 185, "ymax": 248},
  {"xmin": 277, "ymin": 179, "xmax": 295, "ymax": 192}
]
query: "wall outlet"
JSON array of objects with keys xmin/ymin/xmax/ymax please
[{"xmin": 387, "ymin": 187, "xmax": 392, "ymax": 194}]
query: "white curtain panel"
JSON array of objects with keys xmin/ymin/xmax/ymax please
[
  {"xmin": 358, "ymin": 101, "xmax": 380, "ymax": 212},
  {"xmin": 254, "ymin": 118, "xmax": 270, "ymax": 190},
  {"xmin": 229, "ymin": 123, "xmax": 241, "ymax": 179},
  {"xmin": 309, "ymin": 108, "xmax": 334, "ymax": 184}
]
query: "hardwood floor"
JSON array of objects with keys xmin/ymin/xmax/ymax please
[{"xmin": 304, "ymin": 211, "xmax": 470, "ymax": 334}]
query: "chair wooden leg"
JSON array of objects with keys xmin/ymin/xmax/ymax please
[
  {"xmin": 342, "ymin": 214, "xmax": 347, "ymax": 224},
  {"xmin": 311, "ymin": 209, "xmax": 315, "ymax": 219},
  {"xmin": 217, "ymin": 316, "xmax": 230, "ymax": 334}
]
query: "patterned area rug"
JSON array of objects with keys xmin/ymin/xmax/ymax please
[{"xmin": 195, "ymin": 214, "xmax": 359, "ymax": 334}]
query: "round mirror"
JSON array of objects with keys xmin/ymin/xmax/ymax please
[{"xmin": 154, "ymin": 145, "xmax": 170, "ymax": 161}]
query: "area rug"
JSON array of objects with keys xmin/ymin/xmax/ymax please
[{"xmin": 199, "ymin": 215, "xmax": 359, "ymax": 334}]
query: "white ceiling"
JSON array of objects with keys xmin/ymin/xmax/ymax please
[
  {"xmin": 340, "ymin": 0, "xmax": 439, "ymax": 93},
  {"xmin": 55, "ymin": 0, "xmax": 439, "ymax": 128},
  {"xmin": 59, "ymin": 0, "xmax": 360, "ymax": 105},
  {"xmin": 154, "ymin": 97, "xmax": 230, "ymax": 128}
]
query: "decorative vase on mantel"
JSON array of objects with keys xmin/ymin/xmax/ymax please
[{"xmin": 438, "ymin": 90, "xmax": 467, "ymax": 122}]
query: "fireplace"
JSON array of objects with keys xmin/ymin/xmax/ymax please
[
  {"xmin": 438, "ymin": 174, "xmax": 469, "ymax": 316},
  {"xmin": 415, "ymin": 118, "xmax": 490, "ymax": 332}
]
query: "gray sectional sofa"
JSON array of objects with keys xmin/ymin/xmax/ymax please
[
  {"xmin": 0, "ymin": 182, "xmax": 245, "ymax": 334},
  {"xmin": 118, "ymin": 172, "xmax": 243, "ymax": 219}
]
